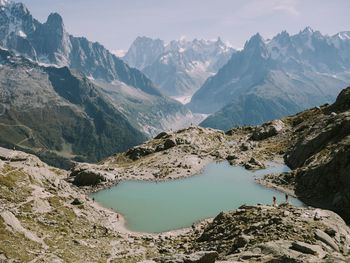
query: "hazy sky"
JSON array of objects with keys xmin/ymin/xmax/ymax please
[{"xmin": 20, "ymin": 0, "xmax": 350, "ymax": 51}]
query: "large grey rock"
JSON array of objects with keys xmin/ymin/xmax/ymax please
[
  {"xmin": 126, "ymin": 146, "xmax": 155, "ymax": 160},
  {"xmin": 71, "ymin": 168, "xmax": 114, "ymax": 186},
  {"xmin": 164, "ymin": 139, "xmax": 177, "ymax": 150},
  {"xmin": 291, "ymin": 241, "xmax": 326, "ymax": 258},
  {"xmin": 315, "ymin": 229, "xmax": 340, "ymax": 252},
  {"xmin": 244, "ymin": 158, "xmax": 265, "ymax": 170},
  {"xmin": 251, "ymin": 120, "xmax": 285, "ymax": 141}
]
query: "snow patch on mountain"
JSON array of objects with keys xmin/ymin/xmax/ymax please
[
  {"xmin": 0, "ymin": 0, "xmax": 11, "ymax": 7},
  {"xmin": 111, "ymin": 49, "xmax": 127, "ymax": 57},
  {"xmin": 123, "ymin": 36, "xmax": 235, "ymax": 96}
]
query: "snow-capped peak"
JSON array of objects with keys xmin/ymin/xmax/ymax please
[
  {"xmin": 112, "ymin": 49, "xmax": 127, "ymax": 57},
  {"xmin": 335, "ymin": 31, "xmax": 350, "ymax": 41},
  {"xmin": 301, "ymin": 26, "xmax": 314, "ymax": 35},
  {"xmin": 0, "ymin": 0, "xmax": 11, "ymax": 7}
]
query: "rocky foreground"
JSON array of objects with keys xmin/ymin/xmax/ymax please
[
  {"xmin": 1, "ymin": 88, "xmax": 350, "ymax": 262},
  {"xmin": 1, "ymin": 148, "xmax": 349, "ymax": 262}
]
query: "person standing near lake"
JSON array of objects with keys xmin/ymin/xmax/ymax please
[
  {"xmin": 285, "ymin": 194, "xmax": 289, "ymax": 204},
  {"xmin": 272, "ymin": 196, "xmax": 277, "ymax": 207}
]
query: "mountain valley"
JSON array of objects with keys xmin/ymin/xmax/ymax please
[{"xmin": 0, "ymin": 1, "xmax": 350, "ymax": 262}]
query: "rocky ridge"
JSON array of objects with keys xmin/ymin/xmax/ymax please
[
  {"xmin": 192, "ymin": 28, "xmax": 350, "ymax": 130},
  {"xmin": 1, "ymin": 147, "xmax": 349, "ymax": 262}
]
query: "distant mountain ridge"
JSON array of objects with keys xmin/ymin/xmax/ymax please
[
  {"xmin": 0, "ymin": 1, "xmax": 203, "ymax": 131},
  {"xmin": 0, "ymin": 1, "xmax": 160, "ymax": 94},
  {"xmin": 123, "ymin": 36, "xmax": 235, "ymax": 96},
  {"xmin": 0, "ymin": 48, "xmax": 147, "ymax": 168},
  {"xmin": 190, "ymin": 27, "xmax": 350, "ymax": 130},
  {"xmin": 0, "ymin": 0, "xmax": 205, "ymax": 166}
]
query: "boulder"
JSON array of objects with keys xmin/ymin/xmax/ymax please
[
  {"xmin": 244, "ymin": 158, "xmax": 265, "ymax": 170},
  {"xmin": 327, "ymin": 87, "xmax": 350, "ymax": 113},
  {"xmin": 0, "ymin": 148, "xmax": 29, "ymax": 162},
  {"xmin": 226, "ymin": 155, "xmax": 238, "ymax": 161},
  {"xmin": 251, "ymin": 120, "xmax": 285, "ymax": 141},
  {"xmin": 71, "ymin": 169, "xmax": 113, "ymax": 186},
  {"xmin": 240, "ymin": 143, "xmax": 250, "ymax": 151},
  {"xmin": 315, "ymin": 229, "xmax": 339, "ymax": 252},
  {"xmin": 232, "ymin": 235, "xmax": 250, "ymax": 250},
  {"xmin": 291, "ymin": 241, "xmax": 325, "ymax": 258},
  {"xmin": 126, "ymin": 146, "xmax": 154, "ymax": 160},
  {"xmin": 71, "ymin": 198, "xmax": 83, "ymax": 205},
  {"xmin": 154, "ymin": 132, "xmax": 169, "ymax": 139},
  {"xmin": 164, "ymin": 139, "xmax": 177, "ymax": 150},
  {"xmin": 175, "ymin": 138, "xmax": 190, "ymax": 145}
]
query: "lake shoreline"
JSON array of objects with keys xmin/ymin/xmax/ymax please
[{"xmin": 88, "ymin": 160, "xmax": 302, "ymax": 234}]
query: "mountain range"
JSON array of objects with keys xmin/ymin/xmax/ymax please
[
  {"xmin": 190, "ymin": 28, "xmax": 350, "ymax": 130},
  {"xmin": 0, "ymin": 0, "xmax": 201, "ymax": 166},
  {"xmin": 1, "ymin": 0, "xmax": 350, "ymax": 165},
  {"xmin": 123, "ymin": 36, "xmax": 234, "ymax": 97}
]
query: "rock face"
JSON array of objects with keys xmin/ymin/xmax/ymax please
[
  {"xmin": 193, "ymin": 29, "xmax": 350, "ymax": 130},
  {"xmin": 284, "ymin": 87, "xmax": 350, "ymax": 222}
]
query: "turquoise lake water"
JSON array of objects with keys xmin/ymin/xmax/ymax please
[{"xmin": 90, "ymin": 162, "xmax": 303, "ymax": 233}]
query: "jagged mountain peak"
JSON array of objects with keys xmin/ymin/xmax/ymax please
[
  {"xmin": 244, "ymin": 33, "xmax": 265, "ymax": 48},
  {"xmin": 134, "ymin": 35, "xmax": 163, "ymax": 44},
  {"xmin": 190, "ymin": 27, "xmax": 350, "ymax": 126},
  {"xmin": 301, "ymin": 26, "xmax": 314, "ymax": 34},
  {"xmin": 334, "ymin": 31, "xmax": 350, "ymax": 41},
  {"xmin": 46, "ymin": 12, "xmax": 64, "ymax": 27},
  {"xmin": 0, "ymin": 0, "xmax": 30, "ymax": 15},
  {"xmin": 243, "ymin": 33, "xmax": 268, "ymax": 57},
  {"xmin": 273, "ymin": 30, "xmax": 290, "ymax": 43},
  {"xmin": 4, "ymin": 1, "xmax": 28, "ymax": 12},
  {"xmin": 123, "ymin": 35, "xmax": 235, "ymax": 96}
]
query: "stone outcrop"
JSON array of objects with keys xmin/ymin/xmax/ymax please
[
  {"xmin": 70, "ymin": 165, "xmax": 116, "ymax": 186},
  {"xmin": 283, "ymin": 87, "xmax": 350, "ymax": 222},
  {"xmin": 192, "ymin": 205, "xmax": 350, "ymax": 262},
  {"xmin": 250, "ymin": 120, "xmax": 285, "ymax": 141},
  {"xmin": 126, "ymin": 146, "xmax": 155, "ymax": 161},
  {"xmin": 244, "ymin": 157, "xmax": 265, "ymax": 170}
]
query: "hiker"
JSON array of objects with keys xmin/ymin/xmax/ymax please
[
  {"xmin": 285, "ymin": 194, "xmax": 289, "ymax": 204},
  {"xmin": 272, "ymin": 196, "xmax": 277, "ymax": 207},
  {"xmin": 116, "ymin": 214, "xmax": 119, "ymax": 221},
  {"xmin": 92, "ymin": 197, "xmax": 95, "ymax": 202}
]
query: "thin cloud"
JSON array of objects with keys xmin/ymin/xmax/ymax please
[
  {"xmin": 273, "ymin": 0, "xmax": 300, "ymax": 16},
  {"xmin": 238, "ymin": 0, "xmax": 300, "ymax": 19}
]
